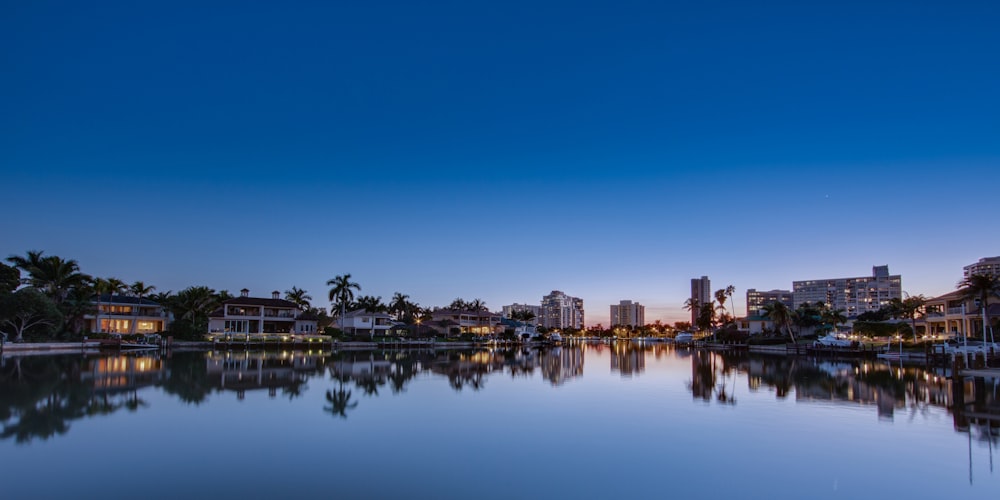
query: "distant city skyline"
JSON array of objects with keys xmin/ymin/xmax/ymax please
[{"xmin": 3, "ymin": 2, "xmax": 998, "ymax": 326}]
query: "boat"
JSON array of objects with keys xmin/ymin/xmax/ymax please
[
  {"xmin": 813, "ymin": 334, "xmax": 852, "ymax": 348},
  {"xmin": 674, "ymin": 332, "xmax": 694, "ymax": 345},
  {"xmin": 549, "ymin": 332, "xmax": 563, "ymax": 344}
]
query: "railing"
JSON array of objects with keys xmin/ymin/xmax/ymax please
[{"xmin": 947, "ymin": 307, "xmax": 964, "ymax": 315}]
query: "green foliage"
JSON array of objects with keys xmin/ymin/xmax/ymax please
[
  {"xmin": 0, "ymin": 263, "xmax": 19, "ymax": 294},
  {"xmin": 853, "ymin": 321, "xmax": 904, "ymax": 337},
  {"xmin": 0, "ymin": 288, "xmax": 63, "ymax": 342}
]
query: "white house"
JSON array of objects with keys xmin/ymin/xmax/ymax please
[
  {"xmin": 338, "ymin": 309, "xmax": 394, "ymax": 337},
  {"xmin": 208, "ymin": 289, "xmax": 318, "ymax": 335}
]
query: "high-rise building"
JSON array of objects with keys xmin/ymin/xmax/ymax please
[
  {"xmin": 610, "ymin": 300, "xmax": 645, "ymax": 327},
  {"xmin": 502, "ymin": 303, "xmax": 541, "ymax": 325},
  {"xmin": 745, "ymin": 289, "xmax": 794, "ymax": 317},
  {"xmin": 690, "ymin": 276, "xmax": 711, "ymax": 325},
  {"xmin": 792, "ymin": 265, "xmax": 902, "ymax": 318},
  {"xmin": 541, "ymin": 290, "xmax": 585, "ymax": 329},
  {"xmin": 963, "ymin": 256, "xmax": 1000, "ymax": 279}
]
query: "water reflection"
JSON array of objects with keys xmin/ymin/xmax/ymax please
[{"xmin": 1, "ymin": 343, "xmax": 997, "ymax": 448}]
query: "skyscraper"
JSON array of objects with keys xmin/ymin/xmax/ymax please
[
  {"xmin": 792, "ymin": 265, "xmax": 901, "ymax": 317},
  {"xmin": 610, "ymin": 300, "xmax": 645, "ymax": 328},
  {"xmin": 963, "ymin": 256, "xmax": 1000, "ymax": 279},
  {"xmin": 690, "ymin": 276, "xmax": 711, "ymax": 325},
  {"xmin": 541, "ymin": 290, "xmax": 585, "ymax": 329},
  {"xmin": 745, "ymin": 289, "xmax": 794, "ymax": 317}
]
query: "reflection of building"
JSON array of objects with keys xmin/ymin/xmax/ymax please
[
  {"xmin": 745, "ymin": 289, "xmax": 793, "ymax": 317},
  {"xmin": 691, "ymin": 276, "xmax": 711, "ymax": 325},
  {"xmin": 86, "ymin": 294, "xmax": 169, "ymax": 334},
  {"xmin": 610, "ymin": 343, "xmax": 645, "ymax": 377},
  {"xmin": 793, "ymin": 265, "xmax": 901, "ymax": 317},
  {"xmin": 205, "ymin": 351, "xmax": 320, "ymax": 399},
  {"xmin": 82, "ymin": 355, "xmax": 167, "ymax": 391},
  {"xmin": 539, "ymin": 346, "xmax": 585, "ymax": 386},
  {"xmin": 610, "ymin": 300, "xmax": 645, "ymax": 328},
  {"xmin": 209, "ymin": 289, "xmax": 318, "ymax": 335},
  {"xmin": 541, "ymin": 290, "xmax": 584, "ymax": 329}
]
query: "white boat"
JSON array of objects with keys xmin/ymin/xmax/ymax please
[
  {"xmin": 674, "ymin": 332, "xmax": 694, "ymax": 345},
  {"xmin": 813, "ymin": 334, "xmax": 852, "ymax": 348},
  {"xmin": 549, "ymin": 332, "xmax": 563, "ymax": 344}
]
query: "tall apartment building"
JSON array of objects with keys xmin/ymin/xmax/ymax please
[
  {"xmin": 792, "ymin": 265, "xmax": 902, "ymax": 318},
  {"xmin": 690, "ymin": 276, "xmax": 711, "ymax": 325},
  {"xmin": 610, "ymin": 300, "xmax": 645, "ymax": 327},
  {"xmin": 502, "ymin": 303, "xmax": 541, "ymax": 325},
  {"xmin": 745, "ymin": 289, "xmax": 794, "ymax": 317},
  {"xmin": 541, "ymin": 290, "xmax": 585, "ymax": 329},
  {"xmin": 963, "ymin": 256, "xmax": 1000, "ymax": 279}
]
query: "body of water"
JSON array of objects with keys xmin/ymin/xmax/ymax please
[{"xmin": 1, "ymin": 341, "xmax": 997, "ymax": 499}]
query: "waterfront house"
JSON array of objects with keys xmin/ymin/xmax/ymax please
[
  {"xmin": 430, "ymin": 308, "xmax": 502, "ymax": 336},
  {"xmin": 86, "ymin": 294, "xmax": 169, "ymax": 334},
  {"xmin": 337, "ymin": 309, "xmax": 394, "ymax": 337},
  {"xmin": 919, "ymin": 290, "xmax": 999, "ymax": 339},
  {"xmin": 208, "ymin": 289, "xmax": 318, "ymax": 335}
]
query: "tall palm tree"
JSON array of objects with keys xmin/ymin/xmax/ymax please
[
  {"xmin": 284, "ymin": 286, "xmax": 312, "ymax": 311},
  {"xmin": 390, "ymin": 292, "xmax": 411, "ymax": 321},
  {"xmin": 714, "ymin": 289, "xmax": 730, "ymax": 325},
  {"xmin": 820, "ymin": 308, "xmax": 848, "ymax": 335},
  {"xmin": 725, "ymin": 285, "xmax": 736, "ymax": 318},
  {"xmin": 10, "ymin": 253, "xmax": 90, "ymax": 305},
  {"xmin": 167, "ymin": 286, "xmax": 220, "ymax": 336},
  {"xmin": 128, "ymin": 281, "xmax": 156, "ymax": 335},
  {"xmin": 957, "ymin": 274, "xmax": 1000, "ymax": 341},
  {"xmin": 762, "ymin": 301, "xmax": 796, "ymax": 343},
  {"xmin": 355, "ymin": 295, "xmax": 385, "ymax": 339},
  {"xmin": 888, "ymin": 294, "xmax": 926, "ymax": 343},
  {"xmin": 683, "ymin": 298, "xmax": 700, "ymax": 327},
  {"xmin": 327, "ymin": 274, "xmax": 360, "ymax": 331}
]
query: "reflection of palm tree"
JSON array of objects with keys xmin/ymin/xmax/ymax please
[{"xmin": 324, "ymin": 384, "xmax": 358, "ymax": 419}]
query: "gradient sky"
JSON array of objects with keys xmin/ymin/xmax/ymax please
[{"xmin": 3, "ymin": 1, "xmax": 998, "ymax": 325}]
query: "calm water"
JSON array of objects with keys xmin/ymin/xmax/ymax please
[{"xmin": 1, "ymin": 342, "xmax": 997, "ymax": 499}]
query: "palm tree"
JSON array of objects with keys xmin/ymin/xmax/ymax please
[
  {"xmin": 683, "ymin": 298, "xmax": 700, "ymax": 327},
  {"xmin": 725, "ymin": 285, "xmax": 736, "ymax": 319},
  {"xmin": 714, "ymin": 289, "xmax": 729, "ymax": 325},
  {"xmin": 957, "ymin": 274, "xmax": 1000, "ymax": 341},
  {"xmin": 284, "ymin": 286, "xmax": 312, "ymax": 311},
  {"xmin": 762, "ymin": 301, "xmax": 796, "ymax": 343},
  {"xmin": 9, "ymin": 253, "xmax": 90, "ymax": 305},
  {"xmin": 888, "ymin": 294, "xmax": 926, "ymax": 343},
  {"xmin": 166, "ymin": 286, "xmax": 220, "ymax": 336},
  {"xmin": 354, "ymin": 295, "xmax": 386, "ymax": 339},
  {"xmin": 327, "ymin": 274, "xmax": 360, "ymax": 331},
  {"xmin": 820, "ymin": 308, "xmax": 848, "ymax": 336},
  {"xmin": 390, "ymin": 292, "xmax": 411, "ymax": 321},
  {"xmin": 128, "ymin": 281, "xmax": 156, "ymax": 335}
]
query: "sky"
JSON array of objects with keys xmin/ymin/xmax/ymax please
[{"xmin": 2, "ymin": 0, "xmax": 998, "ymax": 326}]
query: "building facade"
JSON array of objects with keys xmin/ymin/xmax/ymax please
[
  {"xmin": 690, "ymin": 276, "xmax": 711, "ymax": 325},
  {"xmin": 610, "ymin": 300, "xmax": 645, "ymax": 327},
  {"xmin": 541, "ymin": 290, "xmax": 584, "ymax": 329},
  {"xmin": 502, "ymin": 303, "xmax": 541, "ymax": 325},
  {"xmin": 964, "ymin": 256, "xmax": 1000, "ymax": 279},
  {"xmin": 792, "ymin": 265, "xmax": 902, "ymax": 318},
  {"xmin": 429, "ymin": 308, "xmax": 502, "ymax": 335},
  {"xmin": 745, "ymin": 289, "xmax": 794, "ymax": 317},
  {"xmin": 208, "ymin": 289, "xmax": 318, "ymax": 335},
  {"xmin": 86, "ymin": 294, "xmax": 169, "ymax": 334}
]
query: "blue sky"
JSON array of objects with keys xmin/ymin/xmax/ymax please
[{"xmin": 3, "ymin": 1, "xmax": 998, "ymax": 325}]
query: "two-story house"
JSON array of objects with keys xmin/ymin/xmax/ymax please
[{"xmin": 208, "ymin": 289, "xmax": 318, "ymax": 335}]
